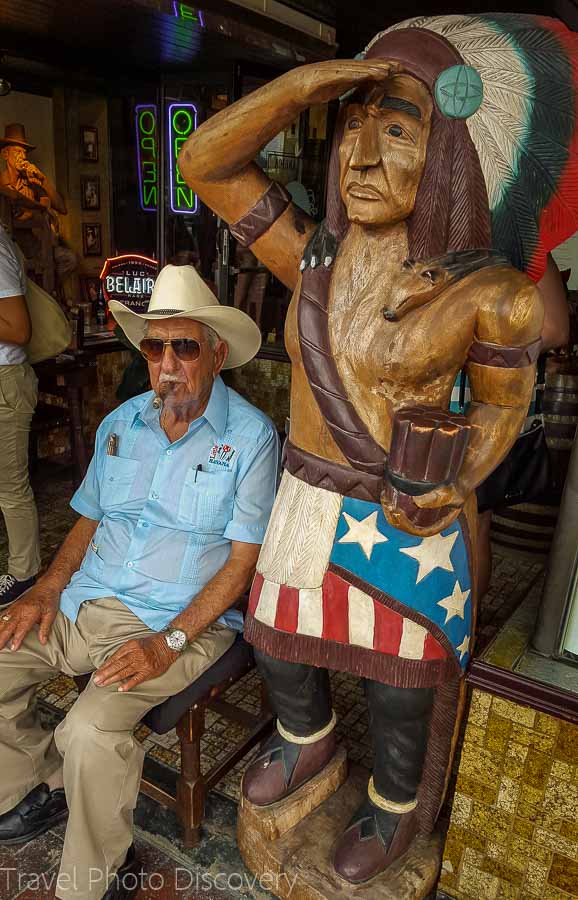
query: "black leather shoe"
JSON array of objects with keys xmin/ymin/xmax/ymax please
[
  {"xmin": 0, "ymin": 783, "xmax": 68, "ymax": 844},
  {"xmin": 103, "ymin": 846, "xmax": 142, "ymax": 900},
  {"xmin": 0, "ymin": 574, "xmax": 36, "ymax": 608}
]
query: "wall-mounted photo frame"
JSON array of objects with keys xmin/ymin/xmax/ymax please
[
  {"xmin": 80, "ymin": 175, "xmax": 100, "ymax": 211},
  {"xmin": 80, "ymin": 276, "xmax": 101, "ymax": 303},
  {"xmin": 80, "ymin": 126, "xmax": 99, "ymax": 162},
  {"xmin": 82, "ymin": 223, "xmax": 102, "ymax": 257}
]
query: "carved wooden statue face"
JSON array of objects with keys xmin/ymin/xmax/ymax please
[
  {"xmin": 1, "ymin": 145, "xmax": 27, "ymax": 171},
  {"xmin": 339, "ymin": 74, "xmax": 433, "ymax": 227},
  {"xmin": 0, "ymin": 146, "xmax": 29, "ymax": 189}
]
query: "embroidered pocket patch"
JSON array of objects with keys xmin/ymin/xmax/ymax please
[{"xmin": 208, "ymin": 443, "xmax": 236, "ymax": 470}]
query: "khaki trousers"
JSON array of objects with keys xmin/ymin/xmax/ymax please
[
  {"xmin": 0, "ymin": 596, "xmax": 235, "ymax": 900},
  {"xmin": 0, "ymin": 362, "xmax": 40, "ymax": 580}
]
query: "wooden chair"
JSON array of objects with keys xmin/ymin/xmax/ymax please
[{"xmin": 76, "ymin": 633, "xmax": 274, "ymax": 847}]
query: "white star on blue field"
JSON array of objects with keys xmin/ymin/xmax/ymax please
[{"xmin": 331, "ymin": 496, "xmax": 472, "ymax": 667}]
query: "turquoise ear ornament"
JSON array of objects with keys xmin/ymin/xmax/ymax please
[{"xmin": 435, "ymin": 64, "xmax": 483, "ymax": 119}]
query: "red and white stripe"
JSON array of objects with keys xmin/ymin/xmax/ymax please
[{"xmin": 248, "ymin": 571, "xmax": 447, "ymax": 662}]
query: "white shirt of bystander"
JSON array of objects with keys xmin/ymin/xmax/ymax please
[{"xmin": 0, "ymin": 225, "xmax": 27, "ymax": 365}]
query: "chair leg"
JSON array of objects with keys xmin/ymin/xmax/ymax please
[{"xmin": 176, "ymin": 705, "xmax": 206, "ymax": 848}]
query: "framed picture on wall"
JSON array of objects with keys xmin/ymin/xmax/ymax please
[
  {"xmin": 80, "ymin": 126, "xmax": 99, "ymax": 162},
  {"xmin": 82, "ymin": 223, "xmax": 102, "ymax": 256},
  {"xmin": 81, "ymin": 276, "xmax": 101, "ymax": 303},
  {"xmin": 80, "ymin": 175, "xmax": 100, "ymax": 210}
]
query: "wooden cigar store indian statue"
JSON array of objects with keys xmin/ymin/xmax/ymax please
[{"xmin": 180, "ymin": 13, "xmax": 578, "ymax": 886}]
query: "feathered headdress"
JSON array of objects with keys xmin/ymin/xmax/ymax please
[{"xmin": 366, "ymin": 14, "xmax": 578, "ymax": 282}]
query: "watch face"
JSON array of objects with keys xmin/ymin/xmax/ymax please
[{"xmin": 166, "ymin": 629, "xmax": 187, "ymax": 652}]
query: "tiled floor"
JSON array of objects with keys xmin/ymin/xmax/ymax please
[
  {"xmin": 0, "ymin": 793, "xmax": 277, "ymax": 900},
  {"xmin": 0, "ymin": 467, "xmax": 546, "ymax": 897}
]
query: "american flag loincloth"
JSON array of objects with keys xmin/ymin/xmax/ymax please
[
  {"xmin": 249, "ymin": 570, "xmax": 448, "ymax": 661},
  {"xmin": 245, "ymin": 473, "xmax": 473, "ymax": 688}
]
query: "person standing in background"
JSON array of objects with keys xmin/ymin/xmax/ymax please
[{"xmin": 0, "ymin": 222, "xmax": 40, "ymax": 606}]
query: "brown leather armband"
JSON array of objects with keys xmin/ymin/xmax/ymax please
[
  {"xmin": 467, "ymin": 337, "xmax": 542, "ymax": 368},
  {"xmin": 229, "ymin": 181, "xmax": 291, "ymax": 247}
]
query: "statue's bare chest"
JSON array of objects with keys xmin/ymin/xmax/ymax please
[{"xmin": 327, "ymin": 253, "xmax": 473, "ymax": 396}]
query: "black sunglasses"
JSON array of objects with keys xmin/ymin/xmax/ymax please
[{"xmin": 139, "ymin": 337, "xmax": 207, "ymax": 362}]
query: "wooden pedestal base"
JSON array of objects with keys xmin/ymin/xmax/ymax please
[{"xmin": 238, "ymin": 754, "xmax": 442, "ymax": 900}]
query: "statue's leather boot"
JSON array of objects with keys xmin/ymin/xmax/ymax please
[
  {"xmin": 242, "ymin": 719, "xmax": 337, "ymax": 805},
  {"xmin": 333, "ymin": 789, "xmax": 418, "ymax": 883},
  {"xmin": 243, "ymin": 650, "xmax": 337, "ymax": 806},
  {"xmin": 333, "ymin": 680, "xmax": 435, "ymax": 883}
]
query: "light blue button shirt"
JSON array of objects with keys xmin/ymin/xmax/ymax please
[{"xmin": 60, "ymin": 377, "xmax": 279, "ymax": 632}]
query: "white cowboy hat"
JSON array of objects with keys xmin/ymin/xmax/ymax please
[{"xmin": 109, "ymin": 264, "xmax": 262, "ymax": 369}]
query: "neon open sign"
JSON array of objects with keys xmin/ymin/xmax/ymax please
[
  {"xmin": 172, "ymin": 2, "xmax": 204, "ymax": 26},
  {"xmin": 135, "ymin": 104, "xmax": 158, "ymax": 213},
  {"xmin": 168, "ymin": 103, "xmax": 198, "ymax": 215}
]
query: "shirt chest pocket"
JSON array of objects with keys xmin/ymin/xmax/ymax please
[
  {"xmin": 178, "ymin": 468, "xmax": 234, "ymax": 533},
  {"xmin": 100, "ymin": 456, "xmax": 140, "ymax": 509}
]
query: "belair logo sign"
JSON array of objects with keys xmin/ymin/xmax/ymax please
[{"xmin": 100, "ymin": 254, "xmax": 159, "ymax": 312}]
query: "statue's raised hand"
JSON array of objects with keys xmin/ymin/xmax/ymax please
[{"xmin": 290, "ymin": 59, "xmax": 403, "ymax": 108}]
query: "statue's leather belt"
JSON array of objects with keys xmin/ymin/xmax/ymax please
[{"xmin": 283, "ymin": 440, "xmax": 384, "ymax": 504}]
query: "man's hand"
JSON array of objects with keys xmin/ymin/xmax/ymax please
[
  {"xmin": 0, "ymin": 580, "xmax": 60, "ymax": 652},
  {"xmin": 93, "ymin": 634, "xmax": 179, "ymax": 692}
]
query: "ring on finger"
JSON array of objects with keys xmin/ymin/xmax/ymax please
[{"xmin": 1, "ymin": 615, "xmax": 11, "ymax": 622}]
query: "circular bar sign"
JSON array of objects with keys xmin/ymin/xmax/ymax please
[{"xmin": 100, "ymin": 254, "xmax": 158, "ymax": 312}]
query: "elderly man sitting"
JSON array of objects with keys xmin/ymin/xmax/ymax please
[{"xmin": 0, "ymin": 265, "xmax": 278, "ymax": 900}]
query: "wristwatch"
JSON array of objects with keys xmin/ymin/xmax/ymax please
[{"xmin": 164, "ymin": 628, "xmax": 188, "ymax": 653}]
